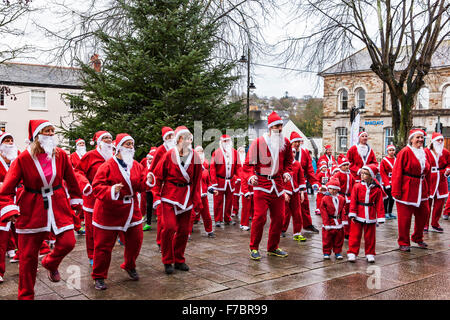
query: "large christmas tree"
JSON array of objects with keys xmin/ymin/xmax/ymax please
[{"xmin": 62, "ymin": 0, "xmax": 245, "ymax": 160}]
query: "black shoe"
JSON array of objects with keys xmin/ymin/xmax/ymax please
[
  {"xmin": 94, "ymin": 279, "xmax": 107, "ymax": 290},
  {"xmin": 164, "ymin": 264, "xmax": 174, "ymax": 274},
  {"xmin": 125, "ymin": 268, "xmax": 139, "ymax": 281},
  {"xmin": 281, "ymin": 231, "xmax": 286, "ymax": 238},
  {"xmin": 399, "ymin": 245, "xmax": 410, "ymax": 252},
  {"xmin": 344, "ymin": 235, "xmax": 349, "ymax": 240},
  {"xmin": 305, "ymin": 225, "xmax": 319, "ymax": 233},
  {"xmin": 416, "ymin": 241, "xmax": 428, "ymax": 249},
  {"xmin": 174, "ymin": 263, "xmax": 189, "ymax": 271}
]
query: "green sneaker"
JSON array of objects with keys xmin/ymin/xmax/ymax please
[
  {"xmin": 267, "ymin": 248, "xmax": 288, "ymax": 258},
  {"xmin": 143, "ymin": 223, "xmax": 151, "ymax": 231},
  {"xmin": 293, "ymin": 234, "xmax": 307, "ymax": 242},
  {"xmin": 250, "ymin": 250, "xmax": 261, "ymax": 260}
]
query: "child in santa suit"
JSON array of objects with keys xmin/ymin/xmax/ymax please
[
  {"xmin": 424, "ymin": 132, "xmax": 450, "ymax": 233},
  {"xmin": 282, "ymin": 148, "xmax": 307, "ymax": 241},
  {"xmin": 333, "ymin": 156, "xmax": 354, "ymax": 239},
  {"xmin": 347, "ymin": 164, "xmax": 385, "ymax": 263},
  {"xmin": 0, "ymin": 120, "xmax": 83, "ymax": 300},
  {"xmin": 69, "ymin": 139, "xmax": 86, "ymax": 168},
  {"xmin": 239, "ymin": 158, "xmax": 254, "ymax": 231},
  {"xmin": 231, "ymin": 146, "xmax": 246, "ymax": 219},
  {"xmin": 140, "ymin": 147, "xmax": 156, "ymax": 232},
  {"xmin": 314, "ymin": 160, "xmax": 330, "ymax": 215},
  {"xmin": 380, "ymin": 145, "xmax": 397, "ymax": 220},
  {"xmin": 346, "ymin": 131, "xmax": 378, "ymax": 183},
  {"xmin": 320, "ymin": 178, "xmax": 346, "ymax": 260},
  {"xmin": 90, "ymin": 133, "xmax": 154, "ymax": 290}
]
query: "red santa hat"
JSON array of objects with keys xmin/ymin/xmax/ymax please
[
  {"xmin": 220, "ymin": 134, "xmax": 231, "ymax": 142},
  {"xmin": 319, "ymin": 160, "xmax": 327, "ymax": 170},
  {"xmin": 0, "ymin": 132, "xmax": 14, "ymax": 144},
  {"xmin": 194, "ymin": 145, "xmax": 203, "ymax": 152},
  {"xmin": 290, "ymin": 131, "xmax": 303, "ymax": 143},
  {"xmin": 331, "ymin": 165, "xmax": 339, "ymax": 175},
  {"xmin": 338, "ymin": 156, "xmax": 350, "ymax": 167},
  {"xmin": 362, "ymin": 163, "xmax": 378, "ymax": 179},
  {"xmin": 174, "ymin": 126, "xmax": 191, "ymax": 142},
  {"xmin": 408, "ymin": 128, "xmax": 426, "ymax": 142},
  {"xmin": 326, "ymin": 178, "xmax": 341, "ymax": 190},
  {"xmin": 147, "ymin": 146, "xmax": 157, "ymax": 158},
  {"xmin": 114, "ymin": 133, "xmax": 134, "ymax": 149},
  {"xmin": 90, "ymin": 130, "xmax": 112, "ymax": 146},
  {"xmin": 324, "ymin": 145, "xmax": 332, "ymax": 150},
  {"xmin": 28, "ymin": 119, "xmax": 54, "ymax": 142},
  {"xmin": 75, "ymin": 138, "xmax": 85, "ymax": 146},
  {"xmin": 358, "ymin": 131, "xmax": 368, "ymax": 138},
  {"xmin": 430, "ymin": 132, "xmax": 444, "ymax": 145},
  {"xmin": 386, "ymin": 144, "xmax": 396, "ymax": 151},
  {"xmin": 162, "ymin": 127, "xmax": 174, "ymax": 141},
  {"xmin": 267, "ymin": 111, "xmax": 283, "ymax": 129}
]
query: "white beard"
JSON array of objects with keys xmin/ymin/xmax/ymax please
[
  {"xmin": 357, "ymin": 144, "xmax": 369, "ymax": 160},
  {"xmin": 221, "ymin": 141, "xmax": 233, "ymax": 154},
  {"xmin": 410, "ymin": 145, "xmax": 426, "ymax": 173},
  {"xmin": 76, "ymin": 145, "xmax": 86, "ymax": 157},
  {"xmin": 119, "ymin": 147, "xmax": 135, "ymax": 168},
  {"xmin": 0, "ymin": 144, "xmax": 18, "ymax": 161},
  {"xmin": 270, "ymin": 131, "xmax": 286, "ymax": 153},
  {"xmin": 199, "ymin": 154, "xmax": 205, "ymax": 163},
  {"xmin": 98, "ymin": 141, "xmax": 113, "ymax": 160},
  {"xmin": 164, "ymin": 139, "xmax": 176, "ymax": 150},
  {"xmin": 38, "ymin": 134, "xmax": 56, "ymax": 159},
  {"xmin": 239, "ymin": 152, "xmax": 245, "ymax": 165},
  {"xmin": 433, "ymin": 142, "xmax": 444, "ymax": 156}
]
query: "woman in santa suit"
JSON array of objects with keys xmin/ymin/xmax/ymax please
[
  {"xmin": 90, "ymin": 133, "xmax": 154, "ymax": 290},
  {"xmin": 0, "ymin": 119, "xmax": 83, "ymax": 300},
  {"xmin": 69, "ymin": 139, "xmax": 86, "ymax": 168},
  {"xmin": 391, "ymin": 129, "xmax": 431, "ymax": 252},
  {"xmin": 346, "ymin": 131, "xmax": 378, "ymax": 183},
  {"xmin": 424, "ymin": 132, "xmax": 450, "ymax": 233},
  {"xmin": 152, "ymin": 126, "xmax": 203, "ymax": 274},
  {"xmin": 379, "ymin": 145, "xmax": 396, "ymax": 220}
]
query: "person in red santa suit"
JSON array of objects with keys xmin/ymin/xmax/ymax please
[
  {"xmin": 69, "ymin": 139, "xmax": 86, "ymax": 168},
  {"xmin": 346, "ymin": 131, "xmax": 378, "ymax": 183},
  {"xmin": 424, "ymin": 132, "xmax": 450, "ymax": 233},
  {"xmin": 320, "ymin": 178, "xmax": 346, "ymax": 260},
  {"xmin": 75, "ymin": 130, "xmax": 114, "ymax": 266},
  {"xmin": 444, "ymin": 195, "xmax": 450, "ymax": 220},
  {"xmin": 189, "ymin": 145, "xmax": 214, "ymax": 238},
  {"xmin": 318, "ymin": 145, "xmax": 337, "ymax": 175},
  {"xmin": 231, "ymin": 146, "xmax": 246, "ymax": 220},
  {"xmin": 290, "ymin": 131, "xmax": 320, "ymax": 233},
  {"xmin": 152, "ymin": 126, "xmax": 203, "ymax": 274},
  {"xmin": 139, "ymin": 147, "xmax": 156, "ymax": 232},
  {"xmin": 347, "ymin": 164, "xmax": 385, "ymax": 263},
  {"xmin": 210, "ymin": 134, "xmax": 241, "ymax": 227},
  {"xmin": 333, "ymin": 156, "xmax": 354, "ymax": 239},
  {"xmin": 148, "ymin": 127, "xmax": 176, "ymax": 250},
  {"xmin": 391, "ymin": 129, "xmax": 431, "ymax": 252},
  {"xmin": 380, "ymin": 145, "xmax": 397, "ymax": 220},
  {"xmin": 281, "ymin": 148, "xmax": 307, "ymax": 242},
  {"xmin": 0, "ymin": 120, "xmax": 83, "ymax": 300},
  {"xmin": 239, "ymin": 148, "xmax": 254, "ymax": 231},
  {"xmin": 314, "ymin": 160, "xmax": 330, "ymax": 215},
  {"xmin": 90, "ymin": 133, "xmax": 154, "ymax": 290},
  {"xmin": 244, "ymin": 112, "xmax": 293, "ymax": 260}
]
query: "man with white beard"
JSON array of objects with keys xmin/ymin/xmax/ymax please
[
  {"xmin": 243, "ymin": 111, "xmax": 293, "ymax": 260},
  {"xmin": 346, "ymin": 132, "xmax": 378, "ymax": 183},
  {"xmin": 70, "ymin": 139, "xmax": 86, "ymax": 168},
  {"xmin": 75, "ymin": 131, "xmax": 114, "ymax": 266},
  {"xmin": 424, "ymin": 132, "xmax": 450, "ymax": 233},
  {"xmin": 210, "ymin": 135, "xmax": 241, "ymax": 227}
]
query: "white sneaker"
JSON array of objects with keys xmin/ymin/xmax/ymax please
[
  {"xmin": 347, "ymin": 253, "xmax": 356, "ymax": 262},
  {"xmin": 0, "ymin": 275, "xmax": 3, "ymax": 283},
  {"xmin": 7, "ymin": 250, "xmax": 15, "ymax": 259},
  {"xmin": 240, "ymin": 225, "xmax": 250, "ymax": 231},
  {"xmin": 366, "ymin": 255, "xmax": 375, "ymax": 263}
]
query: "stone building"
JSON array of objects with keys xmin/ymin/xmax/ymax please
[{"xmin": 320, "ymin": 46, "xmax": 450, "ymax": 160}]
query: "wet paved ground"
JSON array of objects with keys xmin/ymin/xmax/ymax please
[{"xmin": 1, "ymin": 195, "xmax": 450, "ymax": 300}]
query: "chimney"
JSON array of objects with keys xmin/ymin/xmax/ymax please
[{"xmin": 90, "ymin": 54, "xmax": 101, "ymax": 72}]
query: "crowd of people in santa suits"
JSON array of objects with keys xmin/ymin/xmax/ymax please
[{"xmin": 0, "ymin": 113, "xmax": 449, "ymax": 300}]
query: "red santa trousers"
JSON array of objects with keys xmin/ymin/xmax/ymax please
[
  {"xmin": 444, "ymin": 196, "xmax": 450, "ymax": 217},
  {"xmin": 0, "ymin": 230, "xmax": 10, "ymax": 277},
  {"xmin": 301, "ymin": 196, "xmax": 313, "ymax": 228},
  {"xmin": 232, "ymin": 193, "xmax": 240, "ymax": 216},
  {"xmin": 347, "ymin": 220, "xmax": 376, "ymax": 256},
  {"xmin": 343, "ymin": 203, "xmax": 351, "ymax": 237},
  {"xmin": 427, "ymin": 196, "xmax": 447, "ymax": 229},
  {"xmin": 189, "ymin": 197, "xmax": 213, "ymax": 234},
  {"xmin": 18, "ymin": 230, "xmax": 76, "ymax": 300},
  {"xmin": 282, "ymin": 193, "xmax": 303, "ymax": 234},
  {"xmin": 322, "ymin": 228, "xmax": 344, "ymax": 255},
  {"xmin": 84, "ymin": 210, "xmax": 94, "ymax": 260},
  {"xmin": 91, "ymin": 225, "xmax": 143, "ymax": 280},
  {"xmin": 250, "ymin": 190, "xmax": 285, "ymax": 252},
  {"xmin": 397, "ymin": 201, "xmax": 429, "ymax": 246},
  {"xmin": 240, "ymin": 195, "xmax": 254, "ymax": 227},
  {"xmin": 316, "ymin": 193, "xmax": 325, "ymax": 214},
  {"xmin": 156, "ymin": 205, "xmax": 163, "ymax": 246},
  {"xmin": 7, "ymin": 229, "xmax": 16, "ymax": 252},
  {"xmin": 160, "ymin": 202, "xmax": 191, "ymax": 265},
  {"xmin": 213, "ymin": 188, "xmax": 234, "ymax": 223}
]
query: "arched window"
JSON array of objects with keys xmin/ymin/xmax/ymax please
[
  {"xmin": 338, "ymin": 88, "xmax": 348, "ymax": 111},
  {"xmin": 417, "ymin": 87, "xmax": 429, "ymax": 110},
  {"xmin": 355, "ymin": 87, "xmax": 365, "ymax": 109},
  {"xmin": 443, "ymin": 85, "xmax": 450, "ymax": 109}
]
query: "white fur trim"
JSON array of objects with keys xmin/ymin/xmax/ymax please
[
  {"xmin": 111, "ymin": 186, "xmax": 120, "ymax": 201},
  {"xmin": 268, "ymin": 119, "xmax": 283, "ymax": 128},
  {"xmin": 163, "ymin": 131, "xmax": 174, "ymax": 141},
  {"xmin": 70, "ymin": 198, "xmax": 83, "ymax": 206},
  {"xmin": 0, "ymin": 205, "xmax": 19, "ymax": 217},
  {"xmin": 82, "ymin": 206, "xmax": 94, "ymax": 213},
  {"xmin": 83, "ymin": 184, "xmax": 93, "ymax": 196},
  {"xmin": 116, "ymin": 136, "xmax": 134, "ymax": 149},
  {"xmin": 175, "ymin": 129, "xmax": 190, "ymax": 142},
  {"xmin": 32, "ymin": 121, "xmax": 53, "ymax": 141}
]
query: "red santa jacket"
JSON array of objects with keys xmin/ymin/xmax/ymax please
[
  {"xmin": 333, "ymin": 169, "xmax": 355, "ymax": 204},
  {"xmin": 284, "ymin": 160, "xmax": 306, "ymax": 195},
  {"xmin": 0, "ymin": 147, "xmax": 83, "ymax": 235},
  {"xmin": 379, "ymin": 156, "xmax": 396, "ymax": 188},
  {"xmin": 148, "ymin": 143, "xmax": 171, "ymax": 173},
  {"xmin": 92, "ymin": 157, "xmax": 150, "ymax": 231},
  {"xmin": 318, "ymin": 154, "xmax": 337, "ymax": 174},
  {"xmin": 349, "ymin": 181, "xmax": 385, "ymax": 224},
  {"xmin": 0, "ymin": 156, "xmax": 13, "ymax": 231},
  {"xmin": 69, "ymin": 151, "xmax": 82, "ymax": 168},
  {"xmin": 75, "ymin": 148, "xmax": 109, "ymax": 212},
  {"xmin": 298, "ymin": 147, "xmax": 318, "ymax": 187},
  {"xmin": 140, "ymin": 157, "xmax": 151, "ymax": 170},
  {"xmin": 391, "ymin": 145, "xmax": 431, "ymax": 207},
  {"xmin": 346, "ymin": 144, "xmax": 378, "ymax": 181},
  {"xmin": 210, "ymin": 147, "xmax": 240, "ymax": 192},
  {"xmin": 243, "ymin": 134, "xmax": 293, "ymax": 196},
  {"xmin": 152, "ymin": 148, "xmax": 203, "ymax": 214},
  {"xmin": 320, "ymin": 194, "xmax": 347, "ymax": 229},
  {"xmin": 200, "ymin": 160, "xmax": 211, "ymax": 198},
  {"xmin": 240, "ymin": 168, "xmax": 254, "ymax": 197},
  {"xmin": 315, "ymin": 169, "xmax": 330, "ymax": 193},
  {"xmin": 425, "ymin": 147, "xmax": 450, "ymax": 199}
]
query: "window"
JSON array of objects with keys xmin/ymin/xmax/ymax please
[
  {"xmin": 0, "ymin": 122, "xmax": 5, "ymax": 133},
  {"xmin": 443, "ymin": 86, "xmax": 450, "ymax": 109},
  {"xmin": 336, "ymin": 127, "xmax": 348, "ymax": 152},
  {"xmin": 30, "ymin": 89, "xmax": 47, "ymax": 110},
  {"xmin": 338, "ymin": 89, "xmax": 348, "ymax": 111},
  {"xmin": 384, "ymin": 127, "xmax": 394, "ymax": 152},
  {"xmin": 0, "ymin": 91, "xmax": 4, "ymax": 108},
  {"xmin": 417, "ymin": 87, "xmax": 429, "ymax": 110},
  {"xmin": 355, "ymin": 88, "xmax": 365, "ymax": 109}
]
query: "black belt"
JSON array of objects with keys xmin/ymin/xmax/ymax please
[
  {"xmin": 216, "ymin": 175, "xmax": 232, "ymax": 180},
  {"xmin": 404, "ymin": 172, "xmax": 425, "ymax": 179},
  {"xmin": 328, "ymin": 215, "xmax": 340, "ymax": 219},
  {"xmin": 168, "ymin": 181, "xmax": 191, "ymax": 187},
  {"xmin": 256, "ymin": 172, "xmax": 280, "ymax": 180},
  {"xmin": 25, "ymin": 184, "xmax": 63, "ymax": 209},
  {"xmin": 357, "ymin": 201, "xmax": 374, "ymax": 207},
  {"xmin": 338, "ymin": 191, "xmax": 350, "ymax": 196}
]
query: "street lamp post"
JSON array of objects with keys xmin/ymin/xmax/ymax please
[{"xmin": 239, "ymin": 47, "xmax": 256, "ymax": 134}]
